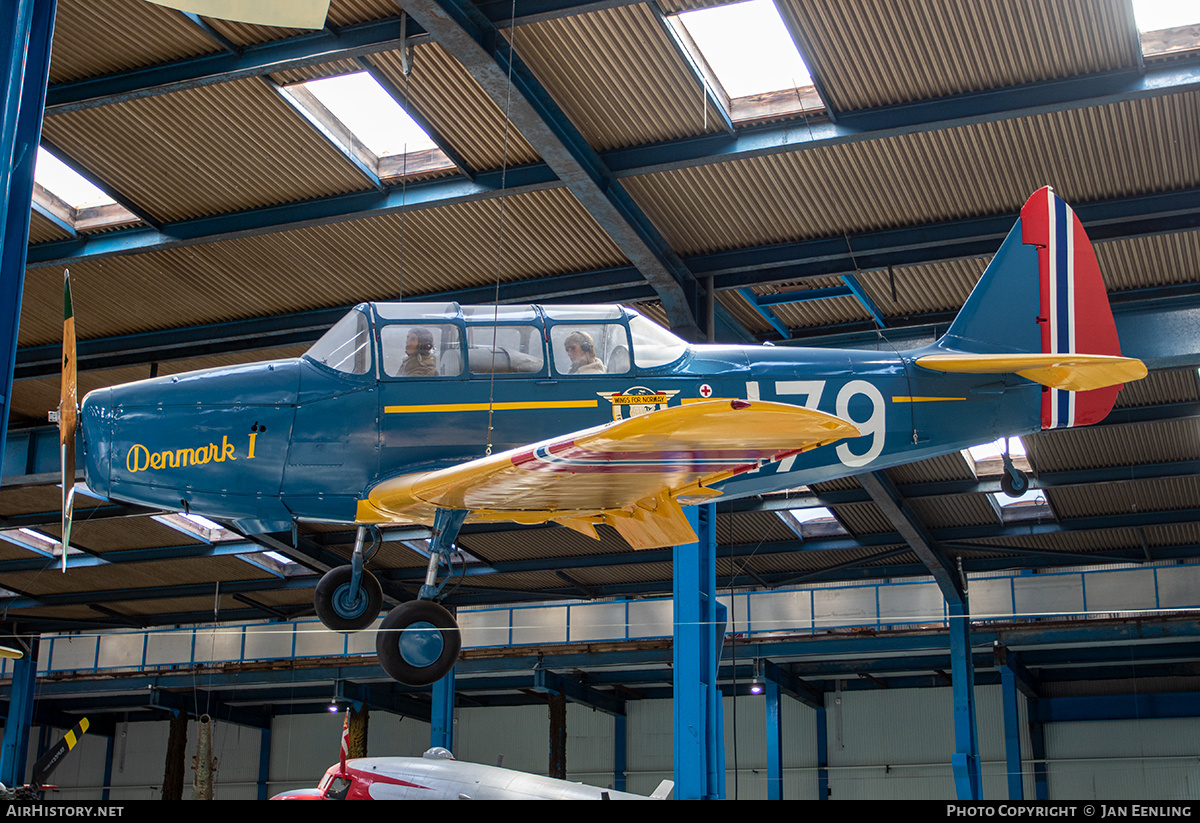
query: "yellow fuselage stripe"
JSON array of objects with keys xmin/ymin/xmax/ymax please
[
  {"xmin": 385, "ymin": 400, "xmax": 598, "ymax": 414},
  {"xmin": 892, "ymin": 396, "xmax": 967, "ymax": 403}
]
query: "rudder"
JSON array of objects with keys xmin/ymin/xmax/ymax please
[{"xmin": 932, "ymin": 187, "xmax": 1131, "ymax": 429}]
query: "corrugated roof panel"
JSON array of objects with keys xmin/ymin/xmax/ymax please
[
  {"xmin": 907, "ymin": 493, "xmax": 1000, "ymax": 529},
  {"xmin": 457, "ymin": 524, "xmax": 632, "ymax": 563},
  {"xmin": 18, "ymin": 187, "xmax": 624, "ymax": 347},
  {"xmin": 4, "ymin": 555, "xmax": 269, "ymax": 597},
  {"xmin": 718, "ymin": 510, "xmax": 800, "ymax": 544},
  {"xmin": 1023, "ymin": 419, "xmax": 1200, "ymax": 472},
  {"xmin": 1114, "ymin": 368, "xmax": 1199, "ymax": 409},
  {"xmin": 41, "ymin": 78, "xmax": 374, "ymax": 223},
  {"xmin": 625, "ymin": 95, "xmax": 1200, "ymax": 255},
  {"xmin": 888, "ymin": 452, "xmax": 977, "ymax": 484},
  {"xmin": 48, "ymin": 0, "xmax": 219, "ymax": 85},
  {"xmin": 369, "ymin": 44, "xmax": 542, "ymax": 170},
  {"xmin": 27, "ymin": 211, "xmax": 73, "ymax": 245},
  {"xmin": 1099, "ymin": 230, "xmax": 1200, "ymax": 292},
  {"xmin": 856, "ymin": 258, "xmax": 986, "ymax": 317},
  {"xmin": 270, "ymin": 59, "xmax": 366, "ymax": 85},
  {"xmin": 779, "ymin": 0, "xmax": 1140, "ymax": 112},
  {"xmin": 513, "ymin": 4, "xmax": 727, "ymax": 152},
  {"xmin": 66, "ymin": 517, "xmax": 199, "ymax": 553},
  {"xmin": 1048, "ymin": 476, "xmax": 1200, "ymax": 519},
  {"xmin": 739, "ymin": 545, "xmax": 912, "ymax": 575},
  {"xmin": 833, "ymin": 501, "xmax": 892, "ymax": 534},
  {"xmin": 0, "ymin": 486, "xmax": 107, "ymax": 518},
  {"xmin": 768, "ymin": 293, "xmax": 868, "ymax": 328},
  {"xmin": 962, "ymin": 529, "xmax": 1134, "ymax": 554},
  {"xmin": 715, "ymin": 290, "xmax": 775, "ymax": 335}
]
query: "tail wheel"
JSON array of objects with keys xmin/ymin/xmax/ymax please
[
  {"xmin": 1000, "ymin": 467, "xmax": 1029, "ymax": 498},
  {"xmin": 376, "ymin": 600, "xmax": 461, "ymax": 686},
  {"xmin": 314, "ymin": 566, "xmax": 382, "ymax": 632}
]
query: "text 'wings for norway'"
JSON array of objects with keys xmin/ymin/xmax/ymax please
[{"xmin": 357, "ymin": 399, "xmax": 860, "ymax": 549}]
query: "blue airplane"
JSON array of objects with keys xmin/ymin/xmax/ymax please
[{"xmin": 57, "ymin": 187, "xmax": 1146, "ymax": 686}]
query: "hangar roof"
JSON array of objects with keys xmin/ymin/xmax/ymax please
[{"xmin": 4, "ymin": 0, "xmax": 1200, "ymax": 671}]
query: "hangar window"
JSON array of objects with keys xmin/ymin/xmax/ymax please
[
  {"xmin": 1134, "ymin": 0, "xmax": 1200, "ymax": 59},
  {"xmin": 33, "ymin": 147, "xmax": 139, "ymax": 232},
  {"xmin": 670, "ymin": 0, "xmax": 821, "ymax": 123},
  {"xmin": 281, "ymin": 72, "xmax": 456, "ymax": 180}
]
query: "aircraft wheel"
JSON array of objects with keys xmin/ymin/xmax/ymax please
[
  {"xmin": 376, "ymin": 600, "xmax": 461, "ymax": 686},
  {"xmin": 1000, "ymin": 467, "xmax": 1029, "ymax": 498},
  {"xmin": 314, "ymin": 566, "xmax": 382, "ymax": 632}
]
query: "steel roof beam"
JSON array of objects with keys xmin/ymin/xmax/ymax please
[
  {"xmin": 857, "ymin": 470, "xmax": 964, "ymax": 605},
  {"xmin": 604, "ymin": 59, "xmax": 1200, "ymax": 176},
  {"xmin": 44, "ymin": 18, "xmax": 415, "ymax": 115},
  {"xmin": 45, "ymin": 4, "xmax": 658, "ymax": 115},
  {"xmin": 25, "ymin": 162, "xmax": 561, "ymax": 269},
  {"xmin": 400, "ymin": 0, "xmax": 704, "ymax": 339}
]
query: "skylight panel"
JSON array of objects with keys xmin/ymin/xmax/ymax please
[
  {"xmin": 673, "ymin": 0, "xmax": 819, "ymax": 122},
  {"xmin": 1133, "ymin": 0, "xmax": 1200, "ymax": 32},
  {"xmin": 33, "ymin": 147, "xmax": 138, "ymax": 231},
  {"xmin": 1133, "ymin": 0, "xmax": 1200, "ymax": 58},
  {"xmin": 966, "ymin": 436, "xmax": 1026, "ymax": 463},
  {"xmin": 36, "ymin": 148, "xmax": 113, "ymax": 210},
  {"xmin": 304, "ymin": 73, "xmax": 436, "ymax": 156},
  {"xmin": 282, "ymin": 72, "xmax": 455, "ymax": 180}
]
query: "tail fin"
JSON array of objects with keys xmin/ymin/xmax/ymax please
[{"xmin": 918, "ymin": 187, "xmax": 1145, "ymax": 428}]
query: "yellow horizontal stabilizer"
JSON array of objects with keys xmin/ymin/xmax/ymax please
[
  {"xmin": 359, "ymin": 399, "xmax": 860, "ymax": 549},
  {"xmin": 915, "ymin": 353, "xmax": 1147, "ymax": 392}
]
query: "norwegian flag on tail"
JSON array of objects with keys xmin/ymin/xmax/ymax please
[{"xmin": 1020, "ymin": 187, "xmax": 1124, "ymax": 429}]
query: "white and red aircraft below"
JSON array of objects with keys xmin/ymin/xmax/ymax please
[{"xmin": 273, "ymin": 745, "xmax": 674, "ymax": 800}]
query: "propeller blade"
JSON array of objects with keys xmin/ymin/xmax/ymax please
[
  {"xmin": 31, "ymin": 718, "xmax": 89, "ymax": 789},
  {"xmin": 145, "ymin": 1, "xmax": 330, "ymax": 29},
  {"xmin": 0, "ymin": 644, "xmax": 22, "ymax": 659},
  {"xmin": 59, "ymin": 270, "xmax": 77, "ymax": 573}
]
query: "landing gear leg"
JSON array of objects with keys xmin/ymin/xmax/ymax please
[
  {"xmin": 1000, "ymin": 440, "xmax": 1029, "ymax": 498},
  {"xmin": 376, "ymin": 509, "xmax": 465, "ymax": 686},
  {"xmin": 314, "ymin": 526, "xmax": 382, "ymax": 632}
]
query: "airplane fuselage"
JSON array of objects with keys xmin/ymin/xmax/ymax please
[
  {"xmin": 277, "ymin": 750, "xmax": 670, "ymax": 800},
  {"xmin": 78, "ymin": 301, "xmax": 1041, "ymax": 534}
]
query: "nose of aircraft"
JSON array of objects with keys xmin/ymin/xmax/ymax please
[{"xmin": 78, "ymin": 388, "xmax": 112, "ymax": 499}]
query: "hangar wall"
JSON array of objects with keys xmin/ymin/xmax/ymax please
[{"xmin": 22, "ymin": 687, "xmax": 1200, "ymax": 800}]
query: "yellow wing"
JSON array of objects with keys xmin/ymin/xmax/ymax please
[
  {"xmin": 356, "ymin": 399, "xmax": 860, "ymax": 550},
  {"xmin": 915, "ymin": 352, "xmax": 1147, "ymax": 392}
]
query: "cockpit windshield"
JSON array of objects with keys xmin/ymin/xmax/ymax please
[
  {"xmin": 628, "ymin": 313, "xmax": 688, "ymax": 367},
  {"xmin": 307, "ymin": 308, "xmax": 373, "ymax": 375}
]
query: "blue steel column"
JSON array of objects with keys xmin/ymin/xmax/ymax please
[
  {"xmin": 0, "ymin": 637, "xmax": 38, "ymax": 787},
  {"xmin": 102, "ymin": 733, "xmax": 114, "ymax": 801},
  {"xmin": 764, "ymin": 676, "xmax": 783, "ymax": 799},
  {"xmin": 0, "ymin": 0, "xmax": 56, "ymax": 477},
  {"xmin": 815, "ymin": 705, "xmax": 829, "ymax": 800},
  {"xmin": 1030, "ymin": 712, "xmax": 1049, "ymax": 800},
  {"xmin": 257, "ymin": 725, "xmax": 271, "ymax": 800},
  {"xmin": 430, "ymin": 666, "xmax": 455, "ymax": 751},
  {"xmin": 673, "ymin": 504, "xmax": 724, "ymax": 799},
  {"xmin": 999, "ymin": 661, "xmax": 1024, "ymax": 800},
  {"xmin": 948, "ymin": 601, "xmax": 982, "ymax": 799},
  {"xmin": 613, "ymin": 713, "xmax": 627, "ymax": 792}
]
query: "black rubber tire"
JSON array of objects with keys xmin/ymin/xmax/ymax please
[
  {"xmin": 314, "ymin": 566, "xmax": 382, "ymax": 632},
  {"xmin": 376, "ymin": 600, "xmax": 461, "ymax": 686},
  {"xmin": 1000, "ymin": 468, "xmax": 1029, "ymax": 498}
]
